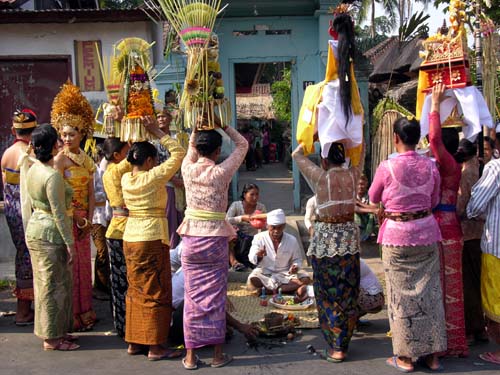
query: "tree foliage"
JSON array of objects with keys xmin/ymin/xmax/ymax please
[
  {"xmin": 271, "ymin": 68, "xmax": 292, "ymax": 123},
  {"xmin": 398, "ymin": 11, "xmax": 430, "ymax": 41}
]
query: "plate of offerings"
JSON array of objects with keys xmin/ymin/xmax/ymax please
[{"xmin": 269, "ymin": 296, "xmax": 315, "ymax": 311}]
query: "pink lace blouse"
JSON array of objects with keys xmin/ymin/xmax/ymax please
[
  {"xmin": 177, "ymin": 127, "xmax": 248, "ymax": 237},
  {"xmin": 369, "ymin": 151, "xmax": 442, "ymax": 246}
]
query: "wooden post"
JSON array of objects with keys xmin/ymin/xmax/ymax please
[{"xmin": 474, "ymin": 0, "xmax": 484, "ymax": 175}]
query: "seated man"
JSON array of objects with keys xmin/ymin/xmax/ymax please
[{"xmin": 247, "ymin": 209, "xmax": 311, "ymax": 299}]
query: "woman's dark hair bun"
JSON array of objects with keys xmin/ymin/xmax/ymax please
[
  {"xmin": 195, "ymin": 130, "xmax": 222, "ymax": 157},
  {"xmin": 127, "ymin": 142, "xmax": 158, "ymax": 166},
  {"xmin": 31, "ymin": 124, "xmax": 58, "ymax": 163},
  {"xmin": 103, "ymin": 137, "xmax": 127, "ymax": 162},
  {"xmin": 393, "ymin": 117, "xmax": 421, "ymax": 146}
]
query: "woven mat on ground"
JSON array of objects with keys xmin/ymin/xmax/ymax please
[{"xmin": 227, "ymin": 283, "xmax": 319, "ymax": 329}]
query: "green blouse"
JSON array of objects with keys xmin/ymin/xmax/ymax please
[{"xmin": 25, "ymin": 162, "xmax": 74, "ymax": 247}]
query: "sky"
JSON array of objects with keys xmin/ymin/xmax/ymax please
[{"xmin": 368, "ymin": 1, "xmax": 475, "ymax": 46}]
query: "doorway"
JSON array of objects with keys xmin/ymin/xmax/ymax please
[{"xmin": 233, "ymin": 61, "xmax": 294, "ymax": 213}]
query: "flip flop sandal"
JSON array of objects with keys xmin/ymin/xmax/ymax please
[
  {"xmin": 416, "ymin": 357, "xmax": 444, "ymax": 372},
  {"xmin": 128, "ymin": 345, "xmax": 147, "ymax": 356},
  {"xmin": 64, "ymin": 334, "xmax": 79, "ymax": 342},
  {"xmin": 232, "ymin": 263, "xmax": 246, "ymax": 272},
  {"xmin": 386, "ymin": 356, "xmax": 414, "ymax": 373},
  {"xmin": 321, "ymin": 349, "xmax": 344, "ymax": 363},
  {"xmin": 182, "ymin": 355, "xmax": 200, "ymax": 370},
  {"xmin": 44, "ymin": 339, "xmax": 80, "ymax": 351},
  {"xmin": 15, "ymin": 320, "xmax": 34, "ymax": 327},
  {"xmin": 211, "ymin": 353, "xmax": 233, "ymax": 368},
  {"xmin": 148, "ymin": 349, "xmax": 184, "ymax": 361},
  {"xmin": 479, "ymin": 352, "xmax": 500, "ymax": 365}
]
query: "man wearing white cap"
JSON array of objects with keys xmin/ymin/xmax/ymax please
[{"xmin": 247, "ymin": 209, "xmax": 311, "ymax": 299}]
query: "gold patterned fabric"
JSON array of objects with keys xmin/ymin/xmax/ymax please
[
  {"xmin": 103, "ymin": 159, "xmax": 132, "ymax": 240},
  {"xmin": 122, "ymin": 135, "xmax": 185, "ymax": 244}
]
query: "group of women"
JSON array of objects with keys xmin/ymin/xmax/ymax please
[
  {"xmin": 19, "ymin": 96, "xmax": 253, "ymax": 369},
  {"xmin": 291, "ymin": 81, "xmax": 497, "ymax": 371}
]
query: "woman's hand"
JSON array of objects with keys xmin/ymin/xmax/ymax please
[
  {"xmin": 240, "ymin": 214, "xmax": 251, "ymax": 222},
  {"xmin": 377, "ymin": 204, "xmax": 386, "ymax": 226},
  {"xmin": 430, "ymin": 83, "xmax": 446, "ymax": 113},
  {"xmin": 113, "ymin": 105, "xmax": 124, "ymax": 122},
  {"xmin": 142, "ymin": 116, "xmax": 165, "ymax": 139},
  {"xmin": 66, "ymin": 245, "xmax": 75, "ymax": 265},
  {"xmin": 75, "ymin": 216, "xmax": 91, "ymax": 239},
  {"xmin": 291, "ymin": 144, "xmax": 304, "ymax": 157}
]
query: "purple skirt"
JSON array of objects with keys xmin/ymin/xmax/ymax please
[{"xmin": 181, "ymin": 235, "xmax": 228, "ymax": 349}]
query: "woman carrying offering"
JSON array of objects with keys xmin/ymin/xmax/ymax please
[
  {"xmin": 178, "ymin": 120, "xmax": 248, "ymax": 370},
  {"xmin": 369, "ymin": 116, "xmax": 446, "ymax": 372},
  {"xmin": 226, "ymin": 183, "xmax": 266, "ymax": 270},
  {"xmin": 121, "ymin": 117, "xmax": 185, "ymax": 360},
  {"xmin": 293, "ymin": 142, "xmax": 361, "ymax": 363},
  {"xmin": 25, "ymin": 125, "xmax": 78, "ymax": 351},
  {"xmin": 429, "ymin": 83, "xmax": 468, "ymax": 357}
]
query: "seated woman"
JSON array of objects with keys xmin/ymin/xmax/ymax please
[
  {"xmin": 247, "ymin": 209, "xmax": 311, "ymax": 299},
  {"xmin": 226, "ymin": 183, "xmax": 266, "ymax": 270}
]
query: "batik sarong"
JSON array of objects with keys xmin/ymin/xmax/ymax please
[
  {"xmin": 123, "ymin": 240, "xmax": 171, "ymax": 345},
  {"xmin": 358, "ymin": 291, "xmax": 384, "ymax": 316},
  {"xmin": 434, "ymin": 210, "xmax": 468, "ymax": 356},
  {"xmin": 462, "ymin": 239, "xmax": 485, "ymax": 336},
  {"xmin": 182, "ymin": 235, "xmax": 228, "ymax": 349},
  {"xmin": 382, "ymin": 244, "xmax": 447, "ymax": 358},
  {"xmin": 26, "ymin": 238, "xmax": 72, "ymax": 339},
  {"xmin": 107, "ymin": 238, "xmax": 128, "ymax": 338},
  {"xmin": 72, "ymin": 221, "xmax": 96, "ymax": 330},
  {"xmin": 3, "ymin": 182, "xmax": 33, "ymax": 300},
  {"xmin": 311, "ymin": 253, "xmax": 360, "ymax": 352},
  {"xmin": 481, "ymin": 253, "xmax": 500, "ymax": 344},
  {"xmin": 91, "ymin": 224, "xmax": 110, "ymax": 293}
]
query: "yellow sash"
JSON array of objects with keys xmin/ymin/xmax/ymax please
[{"xmin": 184, "ymin": 208, "xmax": 226, "ymax": 221}]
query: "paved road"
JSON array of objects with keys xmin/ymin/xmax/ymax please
[
  {"xmin": 1, "ymin": 162, "xmax": 498, "ymax": 374},
  {"xmin": 1, "ymin": 290, "xmax": 497, "ymax": 375}
]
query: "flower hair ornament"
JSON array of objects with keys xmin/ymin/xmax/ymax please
[
  {"xmin": 51, "ymin": 81, "xmax": 94, "ymax": 138},
  {"xmin": 328, "ymin": 0, "xmax": 358, "ymax": 39}
]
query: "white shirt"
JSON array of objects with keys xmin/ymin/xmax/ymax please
[
  {"xmin": 248, "ymin": 231, "xmax": 303, "ymax": 273},
  {"xmin": 170, "ymin": 242, "xmax": 184, "ymax": 309},
  {"xmin": 360, "ymin": 258, "xmax": 383, "ymax": 295},
  {"xmin": 467, "ymin": 158, "xmax": 500, "ymax": 257},
  {"xmin": 92, "ymin": 158, "xmax": 110, "ymax": 226}
]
